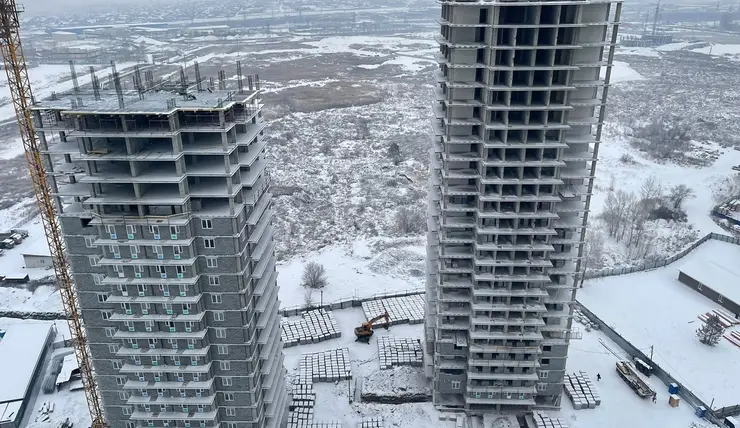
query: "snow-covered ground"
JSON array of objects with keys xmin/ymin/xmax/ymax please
[
  {"xmin": 579, "ymin": 238, "xmax": 740, "ymax": 408},
  {"xmin": 277, "ymin": 237, "xmax": 425, "ymax": 308},
  {"xmin": 281, "ymin": 304, "xmax": 712, "ymax": 428}
]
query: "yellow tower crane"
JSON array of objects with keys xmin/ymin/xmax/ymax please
[{"xmin": 0, "ymin": 2, "xmax": 106, "ymax": 427}]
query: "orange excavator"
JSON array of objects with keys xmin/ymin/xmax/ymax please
[{"xmin": 354, "ymin": 311, "xmax": 390, "ymax": 344}]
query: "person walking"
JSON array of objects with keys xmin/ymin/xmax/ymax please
[
  {"xmin": 596, "ymin": 373, "xmax": 601, "ymax": 381},
  {"xmin": 652, "ymin": 392, "xmax": 657, "ymax": 403}
]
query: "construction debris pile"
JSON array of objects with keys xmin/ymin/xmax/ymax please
[
  {"xmin": 564, "ymin": 372, "xmax": 601, "ymax": 410},
  {"xmin": 362, "ymin": 295, "xmax": 424, "ymax": 326},
  {"xmin": 377, "ymin": 336, "xmax": 423, "ymax": 370},
  {"xmin": 282, "ymin": 309, "xmax": 340, "ymax": 348},
  {"xmin": 573, "ymin": 307, "xmax": 600, "ymax": 332}
]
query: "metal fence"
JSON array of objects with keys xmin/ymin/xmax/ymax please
[
  {"xmin": 281, "ymin": 287, "xmax": 425, "ymax": 317},
  {"xmin": 576, "ymin": 303, "xmax": 721, "ymax": 421},
  {"xmin": 584, "ymin": 232, "xmax": 740, "ymax": 280}
]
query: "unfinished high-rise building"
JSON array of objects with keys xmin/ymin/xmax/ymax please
[
  {"xmin": 425, "ymin": 0, "xmax": 621, "ymax": 413},
  {"xmin": 32, "ymin": 66, "xmax": 287, "ymax": 428}
]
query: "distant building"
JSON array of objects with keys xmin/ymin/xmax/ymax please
[
  {"xmin": 0, "ymin": 322, "xmax": 55, "ymax": 428},
  {"xmin": 50, "ymin": 31, "xmax": 77, "ymax": 43},
  {"xmin": 22, "ymin": 253, "xmax": 52, "ymax": 269}
]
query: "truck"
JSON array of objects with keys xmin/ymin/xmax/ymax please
[
  {"xmin": 616, "ymin": 361, "xmax": 656, "ymax": 398},
  {"xmin": 0, "ymin": 229, "xmax": 29, "ymax": 248}
]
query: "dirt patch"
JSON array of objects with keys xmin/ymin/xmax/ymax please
[{"xmin": 361, "ymin": 366, "xmax": 431, "ymax": 404}]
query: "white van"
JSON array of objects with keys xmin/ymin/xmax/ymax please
[{"xmin": 725, "ymin": 416, "xmax": 740, "ymax": 428}]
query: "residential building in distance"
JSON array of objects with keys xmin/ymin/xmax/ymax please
[
  {"xmin": 32, "ymin": 68, "xmax": 287, "ymax": 428},
  {"xmin": 425, "ymin": 0, "xmax": 622, "ymax": 414}
]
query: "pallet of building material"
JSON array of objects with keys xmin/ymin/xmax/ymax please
[
  {"xmin": 698, "ymin": 312, "xmax": 733, "ymax": 329},
  {"xmin": 359, "ymin": 417, "xmax": 383, "ymax": 428},
  {"xmin": 533, "ymin": 412, "xmax": 570, "ymax": 428},
  {"xmin": 299, "ymin": 347, "xmax": 352, "ymax": 383},
  {"xmin": 725, "ymin": 333, "xmax": 740, "ymax": 348},
  {"xmin": 712, "ymin": 309, "xmax": 739, "ymax": 326},
  {"xmin": 312, "ymin": 423, "xmax": 342, "ymax": 428},
  {"xmin": 282, "ymin": 309, "xmax": 341, "ymax": 348}
]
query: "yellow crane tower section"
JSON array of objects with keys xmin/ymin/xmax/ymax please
[{"xmin": 0, "ymin": 1, "xmax": 106, "ymax": 427}]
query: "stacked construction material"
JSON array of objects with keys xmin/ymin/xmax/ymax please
[
  {"xmin": 563, "ymin": 372, "xmax": 601, "ymax": 410},
  {"xmin": 300, "ymin": 347, "xmax": 352, "ymax": 383},
  {"xmin": 698, "ymin": 310, "xmax": 736, "ymax": 329},
  {"xmin": 288, "ymin": 383, "xmax": 316, "ymax": 428},
  {"xmin": 362, "ymin": 294, "xmax": 425, "ymax": 325},
  {"xmin": 282, "ymin": 309, "xmax": 341, "ymax": 348},
  {"xmin": 533, "ymin": 412, "xmax": 570, "ymax": 428},
  {"xmin": 377, "ymin": 336, "xmax": 423, "ymax": 370},
  {"xmin": 287, "ymin": 382, "xmax": 343, "ymax": 428},
  {"xmin": 359, "ymin": 418, "xmax": 384, "ymax": 428},
  {"xmin": 724, "ymin": 330, "xmax": 740, "ymax": 348}
]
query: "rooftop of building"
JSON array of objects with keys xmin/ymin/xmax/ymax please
[
  {"xmin": 0, "ymin": 321, "xmax": 54, "ymax": 404},
  {"xmin": 34, "ymin": 87, "xmax": 260, "ymax": 115}
]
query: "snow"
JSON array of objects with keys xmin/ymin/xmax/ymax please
[
  {"xmin": 0, "ymin": 217, "xmax": 56, "ymax": 280},
  {"xmin": 604, "ymin": 61, "xmax": 644, "ymax": 84},
  {"xmin": 362, "ymin": 365, "xmax": 429, "ymax": 396},
  {"xmin": 678, "ymin": 239, "xmax": 740, "ymax": 305},
  {"xmin": 618, "ymin": 47, "xmax": 661, "ymax": 58},
  {"xmin": 555, "ymin": 328, "xmax": 711, "ymax": 428},
  {"xmin": 0, "ymin": 319, "xmax": 53, "ymax": 403},
  {"xmin": 591, "ymin": 136, "xmax": 740, "ymax": 237},
  {"xmin": 276, "ymin": 239, "xmax": 425, "ymax": 309},
  {"xmin": 579, "ymin": 239, "xmax": 740, "ymax": 408},
  {"xmin": 132, "ymin": 36, "xmax": 168, "ymax": 46},
  {"xmin": 381, "ymin": 55, "xmax": 435, "ymax": 73},
  {"xmin": 656, "ymin": 42, "xmax": 694, "ymax": 52},
  {"xmin": 692, "ymin": 43, "xmax": 740, "ymax": 57}
]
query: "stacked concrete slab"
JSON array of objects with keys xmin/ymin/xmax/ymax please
[
  {"xmin": 362, "ymin": 295, "xmax": 424, "ymax": 325},
  {"xmin": 563, "ymin": 372, "xmax": 601, "ymax": 410},
  {"xmin": 359, "ymin": 418, "xmax": 384, "ymax": 428},
  {"xmin": 300, "ymin": 347, "xmax": 352, "ymax": 383},
  {"xmin": 282, "ymin": 309, "xmax": 341, "ymax": 347},
  {"xmin": 287, "ymin": 383, "xmax": 342, "ymax": 428},
  {"xmin": 288, "ymin": 383, "xmax": 316, "ymax": 428},
  {"xmin": 377, "ymin": 336, "xmax": 423, "ymax": 370},
  {"xmin": 533, "ymin": 412, "xmax": 570, "ymax": 428}
]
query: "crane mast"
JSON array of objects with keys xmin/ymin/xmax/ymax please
[{"xmin": 0, "ymin": 1, "xmax": 106, "ymax": 427}]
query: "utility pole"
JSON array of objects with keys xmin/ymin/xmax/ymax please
[{"xmin": 649, "ymin": 345, "xmax": 654, "ymax": 361}]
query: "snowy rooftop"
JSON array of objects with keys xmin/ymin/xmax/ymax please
[
  {"xmin": 34, "ymin": 88, "xmax": 259, "ymax": 115},
  {"xmin": 0, "ymin": 321, "xmax": 53, "ymax": 403},
  {"xmin": 580, "ymin": 238, "xmax": 740, "ymax": 408},
  {"xmin": 678, "ymin": 239, "xmax": 740, "ymax": 305}
]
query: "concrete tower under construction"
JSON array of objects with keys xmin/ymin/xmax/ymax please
[
  {"xmin": 32, "ymin": 66, "xmax": 287, "ymax": 428},
  {"xmin": 424, "ymin": 0, "xmax": 622, "ymax": 413}
]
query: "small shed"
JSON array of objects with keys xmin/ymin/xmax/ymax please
[
  {"xmin": 22, "ymin": 253, "xmax": 52, "ymax": 269},
  {"xmin": 678, "ymin": 257, "xmax": 740, "ymax": 316}
]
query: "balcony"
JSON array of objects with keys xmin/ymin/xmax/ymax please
[
  {"xmin": 129, "ymin": 410, "xmax": 217, "ymax": 422},
  {"xmin": 113, "ymin": 329, "xmax": 207, "ymax": 340},
  {"xmin": 120, "ymin": 362, "xmax": 211, "ymax": 374},
  {"xmin": 123, "ymin": 378, "xmax": 214, "ymax": 390},
  {"xmin": 117, "ymin": 346, "xmax": 210, "ymax": 358}
]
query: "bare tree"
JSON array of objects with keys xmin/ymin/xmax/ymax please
[
  {"xmin": 302, "ymin": 261, "xmax": 327, "ymax": 289},
  {"xmin": 303, "ymin": 289, "xmax": 315, "ymax": 310},
  {"xmin": 394, "ymin": 206, "xmax": 425, "ymax": 234},
  {"xmin": 668, "ymin": 184, "xmax": 695, "ymax": 211},
  {"xmin": 580, "ymin": 229, "xmax": 605, "ymax": 287},
  {"xmin": 696, "ymin": 314, "xmax": 724, "ymax": 346},
  {"xmin": 356, "ymin": 118, "xmax": 370, "ymax": 140},
  {"xmin": 639, "ymin": 175, "xmax": 663, "ymax": 213},
  {"xmin": 712, "ymin": 174, "xmax": 740, "ymax": 204}
]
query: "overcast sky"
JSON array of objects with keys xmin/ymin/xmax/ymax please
[{"xmin": 22, "ymin": 0, "xmax": 184, "ymax": 16}]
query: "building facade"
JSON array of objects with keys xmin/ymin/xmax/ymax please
[
  {"xmin": 424, "ymin": 0, "xmax": 621, "ymax": 413},
  {"xmin": 33, "ymin": 82, "xmax": 287, "ymax": 428}
]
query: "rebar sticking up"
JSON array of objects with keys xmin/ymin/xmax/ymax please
[
  {"xmin": 89, "ymin": 66, "xmax": 100, "ymax": 101},
  {"xmin": 69, "ymin": 60, "xmax": 79, "ymax": 93},
  {"xmin": 113, "ymin": 71, "xmax": 124, "ymax": 109},
  {"xmin": 209, "ymin": 77, "xmax": 215, "ymax": 91},
  {"xmin": 247, "ymin": 75, "xmax": 253, "ymax": 91},
  {"xmin": 255, "ymin": 74, "xmax": 261, "ymax": 91},
  {"xmin": 218, "ymin": 70, "xmax": 226, "ymax": 91},
  {"xmin": 236, "ymin": 61, "xmax": 244, "ymax": 94},
  {"xmin": 194, "ymin": 61, "xmax": 203, "ymax": 92},
  {"xmin": 179, "ymin": 66, "xmax": 187, "ymax": 90}
]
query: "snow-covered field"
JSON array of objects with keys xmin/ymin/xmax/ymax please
[{"xmin": 580, "ymin": 238, "xmax": 740, "ymax": 408}]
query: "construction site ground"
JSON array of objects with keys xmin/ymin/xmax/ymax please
[{"xmin": 279, "ymin": 305, "xmax": 710, "ymax": 428}]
